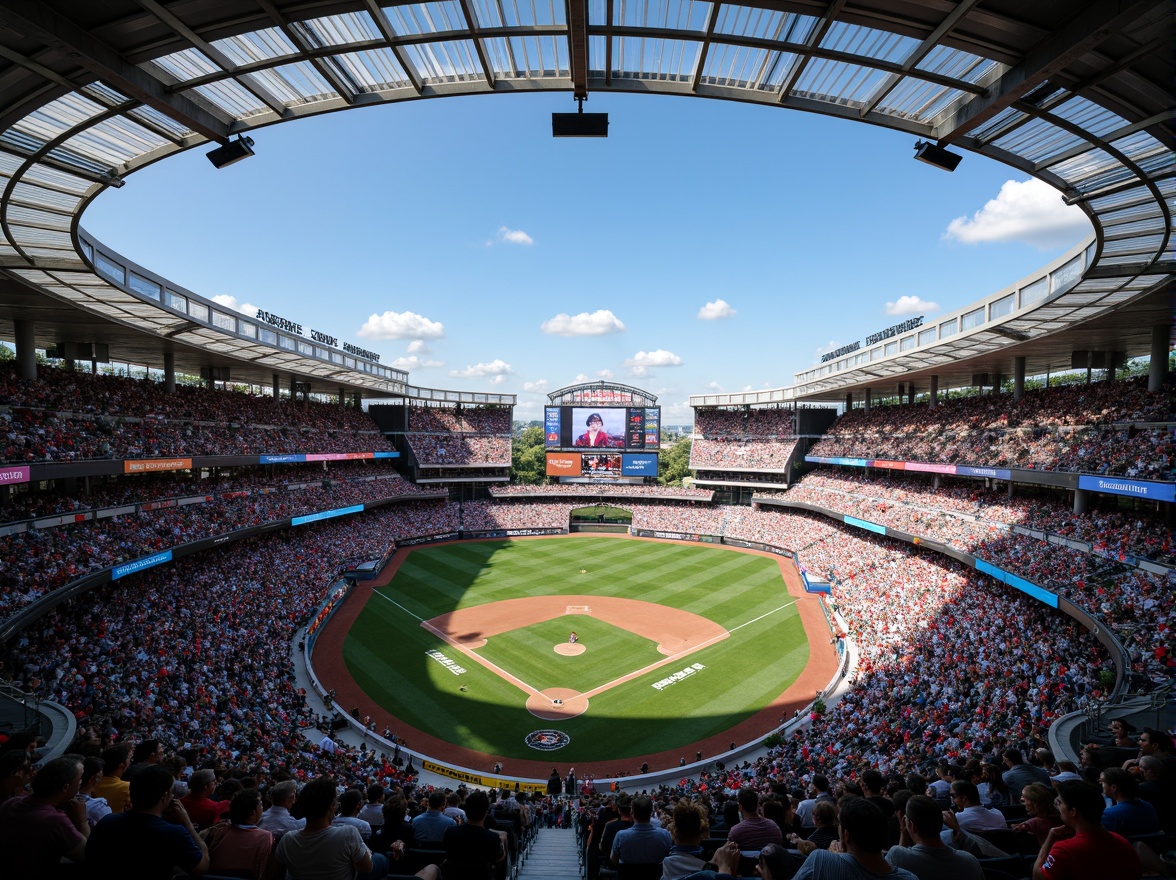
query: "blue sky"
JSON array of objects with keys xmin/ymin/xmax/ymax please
[{"xmin": 83, "ymin": 91, "xmax": 1090, "ymax": 423}]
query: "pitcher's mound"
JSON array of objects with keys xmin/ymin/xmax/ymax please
[
  {"xmin": 527, "ymin": 688, "xmax": 588, "ymax": 720},
  {"xmin": 554, "ymin": 643, "xmax": 585, "ymax": 656}
]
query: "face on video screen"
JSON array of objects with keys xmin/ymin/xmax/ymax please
[{"xmin": 571, "ymin": 408, "xmax": 624, "ymax": 448}]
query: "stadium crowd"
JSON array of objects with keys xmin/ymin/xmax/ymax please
[
  {"xmin": 777, "ymin": 471, "xmax": 1174, "ymax": 565},
  {"xmin": 408, "ymin": 405, "xmax": 511, "ymax": 434},
  {"xmin": 1, "ymin": 364, "xmax": 390, "ymax": 464},
  {"xmin": 405, "ymin": 434, "xmax": 511, "ymax": 466},
  {"xmin": 691, "ymin": 408, "xmax": 801, "ymax": 471},
  {"xmin": 0, "ymin": 476, "xmax": 433, "ymax": 620},
  {"xmin": 807, "ymin": 377, "xmax": 1174, "ymax": 479},
  {"xmin": 0, "ymin": 367, "xmax": 1170, "ymax": 878},
  {"xmin": 0, "ymin": 462, "xmax": 421, "ymax": 525}
]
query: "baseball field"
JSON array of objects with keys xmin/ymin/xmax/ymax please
[{"xmin": 333, "ymin": 536, "xmax": 817, "ymax": 767}]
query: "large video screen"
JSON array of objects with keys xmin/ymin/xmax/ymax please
[
  {"xmin": 546, "ymin": 453, "xmax": 659, "ymax": 477},
  {"xmin": 545, "ymin": 406, "xmax": 660, "ymax": 451}
]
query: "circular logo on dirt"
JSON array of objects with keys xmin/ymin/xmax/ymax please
[{"xmin": 524, "ymin": 730, "xmax": 570, "ymax": 751}]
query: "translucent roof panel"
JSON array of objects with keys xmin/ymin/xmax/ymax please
[
  {"xmin": 80, "ymin": 83, "xmax": 131, "ymax": 107},
  {"xmin": 333, "ymin": 50, "xmax": 412, "ymax": 92},
  {"xmin": 12, "ymin": 94, "xmax": 107, "ymax": 145},
  {"xmin": 819, "ymin": 21, "xmax": 919, "ymax": 64},
  {"xmin": 874, "ymin": 77, "xmax": 968, "ymax": 121},
  {"xmin": 189, "ymin": 78, "xmax": 273, "ymax": 118},
  {"xmin": 401, "ymin": 40, "xmax": 484, "ymax": 83},
  {"xmin": 384, "ymin": 2, "xmax": 469, "ymax": 36},
  {"xmin": 793, "ymin": 58, "xmax": 892, "ymax": 107},
  {"xmin": 212, "ymin": 28, "xmax": 299, "ymax": 66},
  {"xmin": 702, "ymin": 43, "xmax": 779, "ymax": 90},
  {"xmin": 915, "ymin": 44, "xmax": 997, "ymax": 84},
  {"xmin": 126, "ymin": 105, "xmax": 194, "ymax": 141},
  {"xmin": 714, "ymin": 7, "xmax": 818, "ymax": 43},
  {"xmin": 992, "ymin": 116, "xmax": 1087, "ymax": 165},
  {"xmin": 1049, "ymin": 96, "xmax": 1130, "ymax": 139},
  {"xmin": 969, "ymin": 106, "xmax": 1028, "ymax": 144},
  {"xmin": 297, "ymin": 12, "xmax": 382, "ymax": 47},
  {"xmin": 612, "ymin": 37, "xmax": 700, "ymax": 82},
  {"xmin": 149, "ymin": 48, "xmax": 222, "ymax": 83},
  {"xmin": 615, "ymin": 0, "xmax": 711, "ymax": 31},
  {"xmin": 1046, "ymin": 146, "xmax": 1126, "ymax": 188},
  {"xmin": 60, "ymin": 117, "xmax": 171, "ymax": 168},
  {"xmin": 471, "ymin": 0, "xmax": 565, "ymax": 28},
  {"xmin": 247, "ymin": 62, "xmax": 338, "ymax": 105},
  {"xmin": 485, "ymin": 37, "xmax": 569, "ymax": 78}
]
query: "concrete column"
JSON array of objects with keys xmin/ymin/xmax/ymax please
[
  {"xmin": 1007, "ymin": 481, "xmax": 1014, "ymax": 499},
  {"xmin": 1073, "ymin": 488, "xmax": 1089, "ymax": 515},
  {"xmin": 272, "ymin": 373, "xmax": 281, "ymax": 401},
  {"xmin": 933, "ymin": 475, "xmax": 941, "ymax": 490},
  {"xmin": 163, "ymin": 352, "xmax": 175, "ymax": 393},
  {"xmin": 929, "ymin": 375, "xmax": 939, "ymax": 408},
  {"xmin": 864, "ymin": 388, "xmax": 872, "ymax": 411},
  {"xmin": 896, "ymin": 383, "xmax": 904, "ymax": 403},
  {"xmin": 338, "ymin": 386, "xmax": 345, "ymax": 407},
  {"xmin": 907, "ymin": 384, "xmax": 915, "ymax": 405},
  {"xmin": 991, "ymin": 373, "xmax": 1002, "ymax": 395},
  {"xmin": 1150, "ymin": 323, "xmax": 1170, "ymax": 392},
  {"xmin": 288, "ymin": 375, "xmax": 297, "ymax": 403},
  {"xmin": 844, "ymin": 392, "xmax": 852, "ymax": 412},
  {"xmin": 1105, "ymin": 352, "xmax": 1116, "ymax": 382},
  {"xmin": 1013, "ymin": 356, "xmax": 1026, "ymax": 401},
  {"xmin": 13, "ymin": 319, "xmax": 36, "ymax": 380}
]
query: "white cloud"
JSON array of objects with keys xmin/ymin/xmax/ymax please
[
  {"xmin": 449, "ymin": 359, "xmax": 514, "ymax": 380},
  {"xmin": 625, "ymin": 349, "xmax": 683, "ymax": 377},
  {"xmin": 357, "ymin": 310, "xmax": 444, "ymax": 340},
  {"xmin": 540, "ymin": 309, "xmax": 626, "ymax": 336},
  {"xmin": 706, "ymin": 381, "xmax": 722, "ymax": 390},
  {"xmin": 697, "ymin": 299, "xmax": 736, "ymax": 320},
  {"xmin": 497, "ymin": 226, "xmax": 534, "ymax": 245},
  {"xmin": 211, "ymin": 295, "xmax": 258, "ymax": 317},
  {"xmin": 597, "ymin": 369, "xmax": 614, "ymax": 380},
  {"xmin": 407, "ymin": 340, "xmax": 430, "ymax": 354},
  {"xmin": 625, "ymin": 350, "xmax": 683, "ymax": 368},
  {"xmin": 884, "ymin": 295, "xmax": 940, "ymax": 317},
  {"xmin": 943, "ymin": 178, "xmax": 1089, "ymax": 249},
  {"xmin": 522, "ymin": 379, "xmax": 549, "ymax": 393},
  {"xmin": 390, "ymin": 355, "xmax": 444, "ymax": 371},
  {"xmin": 574, "ymin": 373, "xmax": 590, "ymax": 382}
]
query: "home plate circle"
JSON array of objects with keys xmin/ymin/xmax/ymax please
[
  {"xmin": 527, "ymin": 688, "xmax": 588, "ymax": 720},
  {"xmin": 554, "ymin": 643, "xmax": 585, "ymax": 656},
  {"xmin": 524, "ymin": 729, "xmax": 571, "ymax": 751}
]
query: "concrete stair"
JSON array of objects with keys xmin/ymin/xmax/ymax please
[{"xmin": 517, "ymin": 827, "xmax": 582, "ymax": 880}]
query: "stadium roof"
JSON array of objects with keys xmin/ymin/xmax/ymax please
[{"xmin": 0, "ymin": 1, "xmax": 1169, "ymax": 401}]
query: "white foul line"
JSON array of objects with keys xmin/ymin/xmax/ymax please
[{"xmin": 371, "ymin": 590, "xmax": 797, "ymax": 703}]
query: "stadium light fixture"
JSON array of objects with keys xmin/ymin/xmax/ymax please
[
  {"xmin": 553, "ymin": 97, "xmax": 608, "ymax": 138},
  {"xmin": 207, "ymin": 135, "xmax": 255, "ymax": 169},
  {"xmin": 913, "ymin": 140, "xmax": 962, "ymax": 172},
  {"xmin": 99, "ymin": 171, "xmax": 125, "ymax": 189}
]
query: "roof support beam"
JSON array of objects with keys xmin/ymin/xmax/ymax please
[
  {"xmin": 253, "ymin": 0, "xmax": 360, "ymax": 104},
  {"xmin": 933, "ymin": 0, "xmax": 1164, "ymax": 144},
  {"xmin": 360, "ymin": 0, "xmax": 424, "ymax": 94},
  {"xmin": 0, "ymin": 0, "xmax": 231, "ymax": 142},
  {"xmin": 859, "ymin": 0, "xmax": 985, "ymax": 118},
  {"xmin": 776, "ymin": 0, "xmax": 847, "ymax": 103},
  {"xmin": 134, "ymin": 0, "xmax": 288, "ymax": 116},
  {"xmin": 456, "ymin": 0, "xmax": 497, "ymax": 88},
  {"xmin": 566, "ymin": 0, "xmax": 589, "ymax": 100}
]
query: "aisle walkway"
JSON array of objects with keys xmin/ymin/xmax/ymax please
[{"xmin": 518, "ymin": 827, "xmax": 581, "ymax": 880}]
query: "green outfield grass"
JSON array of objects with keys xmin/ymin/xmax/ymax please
[{"xmin": 341, "ymin": 537, "xmax": 810, "ymax": 763}]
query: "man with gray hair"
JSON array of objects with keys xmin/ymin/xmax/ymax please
[{"xmin": 259, "ymin": 779, "xmax": 305, "ymax": 840}]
